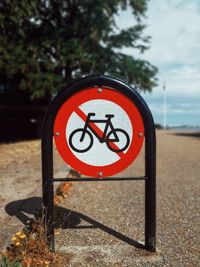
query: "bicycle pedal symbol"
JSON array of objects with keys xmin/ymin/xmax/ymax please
[{"xmin": 69, "ymin": 113, "xmax": 130, "ymax": 153}]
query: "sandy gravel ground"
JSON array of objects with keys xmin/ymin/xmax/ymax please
[
  {"xmin": 0, "ymin": 140, "xmax": 68, "ymax": 248},
  {"xmin": 0, "ymin": 130, "xmax": 200, "ymax": 266},
  {"xmin": 55, "ymin": 130, "xmax": 200, "ymax": 266}
]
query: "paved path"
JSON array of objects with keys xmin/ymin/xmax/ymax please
[
  {"xmin": 0, "ymin": 131, "xmax": 200, "ymax": 266},
  {"xmin": 0, "ymin": 140, "xmax": 68, "ymax": 249},
  {"xmin": 55, "ymin": 131, "xmax": 200, "ymax": 266}
]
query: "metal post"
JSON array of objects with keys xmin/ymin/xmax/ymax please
[
  {"xmin": 145, "ymin": 125, "xmax": 156, "ymax": 251},
  {"xmin": 163, "ymin": 80, "xmax": 167, "ymax": 130},
  {"xmin": 42, "ymin": 117, "xmax": 55, "ymax": 251}
]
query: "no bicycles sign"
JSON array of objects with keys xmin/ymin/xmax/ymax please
[
  {"xmin": 54, "ymin": 87, "xmax": 144, "ymax": 177},
  {"xmin": 43, "ymin": 76, "xmax": 156, "ymax": 252}
]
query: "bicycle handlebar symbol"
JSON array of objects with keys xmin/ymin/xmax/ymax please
[{"xmin": 69, "ymin": 113, "xmax": 130, "ymax": 153}]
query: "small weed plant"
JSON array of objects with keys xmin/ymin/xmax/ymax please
[
  {"xmin": 1, "ymin": 169, "xmax": 79, "ymax": 266},
  {"xmin": 1, "ymin": 217, "xmax": 60, "ymax": 266},
  {"xmin": 0, "ymin": 256, "xmax": 22, "ymax": 267}
]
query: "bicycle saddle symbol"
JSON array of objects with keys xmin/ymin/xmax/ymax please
[{"xmin": 69, "ymin": 113, "xmax": 130, "ymax": 153}]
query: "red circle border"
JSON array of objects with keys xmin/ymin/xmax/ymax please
[{"xmin": 54, "ymin": 87, "xmax": 144, "ymax": 177}]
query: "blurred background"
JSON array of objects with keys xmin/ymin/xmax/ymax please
[{"xmin": 0, "ymin": 0, "xmax": 199, "ymax": 142}]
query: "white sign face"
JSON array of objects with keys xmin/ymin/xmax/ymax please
[
  {"xmin": 66, "ymin": 99, "xmax": 133, "ymax": 166},
  {"xmin": 54, "ymin": 87, "xmax": 144, "ymax": 177}
]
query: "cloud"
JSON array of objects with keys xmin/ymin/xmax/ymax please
[
  {"xmin": 117, "ymin": 0, "xmax": 200, "ymax": 78},
  {"xmin": 144, "ymin": 0, "xmax": 200, "ymax": 68},
  {"xmin": 143, "ymin": 100, "xmax": 200, "ymax": 126},
  {"xmin": 161, "ymin": 65, "xmax": 200, "ymax": 96},
  {"xmin": 116, "ymin": 0, "xmax": 200, "ymax": 126}
]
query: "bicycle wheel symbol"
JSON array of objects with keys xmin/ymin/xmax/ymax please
[
  {"xmin": 69, "ymin": 129, "xmax": 93, "ymax": 153},
  {"xmin": 106, "ymin": 128, "xmax": 130, "ymax": 152}
]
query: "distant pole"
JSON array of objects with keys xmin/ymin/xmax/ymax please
[{"xmin": 163, "ymin": 80, "xmax": 167, "ymax": 130}]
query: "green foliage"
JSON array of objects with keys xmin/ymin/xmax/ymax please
[
  {"xmin": 0, "ymin": 0, "xmax": 158, "ymax": 100},
  {"xmin": 0, "ymin": 256, "xmax": 22, "ymax": 267}
]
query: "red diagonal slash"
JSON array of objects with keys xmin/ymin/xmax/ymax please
[{"xmin": 75, "ymin": 107, "xmax": 125, "ymax": 158}]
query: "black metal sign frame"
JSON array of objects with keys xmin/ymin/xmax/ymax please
[{"xmin": 42, "ymin": 75, "xmax": 156, "ymax": 252}]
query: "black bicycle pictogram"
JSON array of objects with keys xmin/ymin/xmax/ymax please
[{"xmin": 69, "ymin": 113, "xmax": 130, "ymax": 153}]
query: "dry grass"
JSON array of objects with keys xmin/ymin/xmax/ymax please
[
  {"xmin": 54, "ymin": 169, "xmax": 80, "ymax": 205},
  {"xmin": 1, "ymin": 169, "xmax": 81, "ymax": 267},
  {"xmin": 2, "ymin": 217, "xmax": 61, "ymax": 267}
]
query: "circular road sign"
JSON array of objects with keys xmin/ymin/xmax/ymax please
[{"xmin": 54, "ymin": 86, "xmax": 144, "ymax": 177}]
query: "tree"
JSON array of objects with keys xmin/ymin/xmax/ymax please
[{"xmin": 0, "ymin": 0, "xmax": 157, "ymax": 100}]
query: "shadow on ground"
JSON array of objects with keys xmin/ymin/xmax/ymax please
[
  {"xmin": 173, "ymin": 131, "xmax": 200, "ymax": 139},
  {"xmin": 5, "ymin": 197, "xmax": 144, "ymax": 249}
]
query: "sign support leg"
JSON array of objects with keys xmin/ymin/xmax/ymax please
[
  {"xmin": 145, "ymin": 130, "xmax": 156, "ymax": 252},
  {"xmin": 42, "ymin": 127, "xmax": 55, "ymax": 251},
  {"xmin": 145, "ymin": 178, "xmax": 156, "ymax": 251},
  {"xmin": 43, "ymin": 180, "xmax": 54, "ymax": 251}
]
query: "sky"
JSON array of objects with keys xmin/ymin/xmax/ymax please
[{"xmin": 117, "ymin": 0, "xmax": 200, "ymax": 127}]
